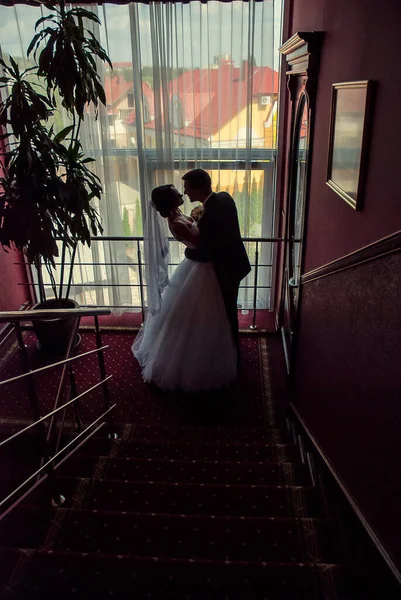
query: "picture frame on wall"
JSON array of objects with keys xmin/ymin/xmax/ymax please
[{"xmin": 326, "ymin": 80, "xmax": 374, "ymax": 210}]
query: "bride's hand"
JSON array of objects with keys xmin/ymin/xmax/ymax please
[{"xmin": 180, "ymin": 213, "xmax": 194, "ymax": 223}]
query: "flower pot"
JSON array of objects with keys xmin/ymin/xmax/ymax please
[{"xmin": 32, "ymin": 298, "xmax": 81, "ymax": 356}]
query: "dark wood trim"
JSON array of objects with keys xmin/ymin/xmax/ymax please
[
  {"xmin": 277, "ymin": 31, "xmax": 323, "ymax": 375},
  {"xmin": 302, "ymin": 230, "xmax": 401, "ymax": 285},
  {"xmin": 280, "ymin": 32, "xmax": 314, "ymax": 73},
  {"xmin": 279, "ymin": 31, "xmax": 324, "ymax": 79},
  {"xmin": 288, "ymin": 402, "xmax": 401, "ymax": 586}
]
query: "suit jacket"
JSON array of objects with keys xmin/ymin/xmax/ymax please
[{"xmin": 185, "ymin": 192, "xmax": 251, "ymax": 291}]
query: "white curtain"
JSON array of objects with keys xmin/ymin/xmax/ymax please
[{"xmin": 0, "ymin": 0, "xmax": 282, "ymax": 312}]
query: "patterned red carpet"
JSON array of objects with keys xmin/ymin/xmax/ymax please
[
  {"xmin": 0, "ymin": 331, "xmax": 270, "ymax": 427},
  {"xmin": 0, "ymin": 332, "xmax": 373, "ymax": 599}
]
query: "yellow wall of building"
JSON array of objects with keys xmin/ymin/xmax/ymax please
[
  {"xmin": 208, "ymin": 98, "xmax": 277, "ymax": 194},
  {"xmin": 210, "ymin": 98, "xmax": 276, "ymax": 149}
]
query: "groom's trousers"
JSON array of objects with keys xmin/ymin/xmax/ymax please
[{"xmin": 220, "ymin": 279, "xmax": 241, "ymax": 361}]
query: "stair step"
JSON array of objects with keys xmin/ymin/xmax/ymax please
[
  {"xmin": 60, "ymin": 434, "xmax": 115, "ymax": 457},
  {"xmin": 105, "ymin": 457, "xmax": 310, "ymax": 486},
  {"xmin": 130, "ymin": 425, "xmax": 286, "ymax": 444},
  {"xmin": 0, "ymin": 433, "xmax": 110, "ymax": 502},
  {"xmin": 55, "ymin": 453, "xmax": 101, "ymax": 478},
  {"xmin": 54, "ymin": 509, "xmax": 343, "ymax": 564},
  {"xmin": 0, "ymin": 452, "xmax": 102, "ymax": 509},
  {"xmin": 0, "ymin": 506, "xmax": 55, "ymax": 550},
  {"xmin": 118, "ymin": 440, "xmax": 298, "ymax": 462},
  {"xmin": 0, "ymin": 548, "xmax": 25, "ymax": 590},
  {"xmin": 4, "ymin": 475, "xmax": 82, "ymax": 510},
  {"xmin": 86, "ymin": 480, "xmax": 323, "ymax": 517},
  {"xmin": 4, "ymin": 549, "xmax": 358, "ymax": 600},
  {"xmin": 0, "ymin": 429, "xmax": 114, "ymax": 458}
]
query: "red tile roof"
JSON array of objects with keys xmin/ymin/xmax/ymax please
[
  {"xmin": 115, "ymin": 62, "xmax": 279, "ymax": 137},
  {"xmin": 167, "ymin": 64, "xmax": 278, "ymax": 137},
  {"xmin": 104, "ymin": 75, "xmax": 133, "ymax": 113}
]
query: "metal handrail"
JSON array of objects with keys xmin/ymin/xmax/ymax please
[
  {"xmin": 0, "ymin": 421, "xmax": 105, "ymax": 523},
  {"xmin": 83, "ymin": 237, "xmax": 282, "ymax": 326},
  {"xmin": 15, "ymin": 261, "xmax": 275, "ymax": 267},
  {"xmin": 84, "ymin": 147, "xmax": 277, "ymax": 161},
  {"xmin": 0, "ymin": 302, "xmax": 31, "ymax": 349},
  {"xmin": 89, "ymin": 235, "xmax": 283, "ymax": 243},
  {"xmin": 0, "ymin": 345, "xmax": 109, "ymax": 387},
  {"xmin": 16, "ymin": 237, "xmax": 282, "ymax": 330},
  {"xmin": 0, "ymin": 403, "xmax": 116, "ymax": 510},
  {"xmin": 0, "ymin": 375, "xmax": 112, "ymax": 449},
  {"xmin": 91, "ymin": 236, "xmax": 282, "ymax": 324},
  {"xmin": 0, "ymin": 308, "xmax": 111, "ymax": 323},
  {"xmin": 0, "ymin": 307, "xmax": 115, "ymax": 513},
  {"xmin": 20, "ymin": 280, "xmax": 274, "ymax": 288}
]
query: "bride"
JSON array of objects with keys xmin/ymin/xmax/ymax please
[{"xmin": 132, "ymin": 184, "xmax": 237, "ymax": 392}]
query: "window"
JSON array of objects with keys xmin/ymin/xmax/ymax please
[
  {"xmin": 127, "ymin": 91, "xmax": 134, "ymax": 108},
  {"xmin": 169, "ymin": 95, "xmax": 184, "ymax": 130},
  {"xmin": 118, "ymin": 108, "xmax": 133, "ymax": 120},
  {"xmin": 0, "ymin": 0, "xmax": 283, "ymax": 313}
]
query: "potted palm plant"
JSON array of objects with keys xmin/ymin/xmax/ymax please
[{"xmin": 0, "ymin": 1, "xmax": 112, "ymax": 353}]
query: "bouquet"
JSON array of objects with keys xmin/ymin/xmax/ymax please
[{"xmin": 190, "ymin": 204, "xmax": 204, "ymax": 222}]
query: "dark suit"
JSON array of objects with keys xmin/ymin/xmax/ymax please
[{"xmin": 185, "ymin": 192, "xmax": 251, "ymax": 353}]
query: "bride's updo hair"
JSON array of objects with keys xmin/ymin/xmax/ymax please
[{"xmin": 151, "ymin": 185, "xmax": 178, "ymax": 218}]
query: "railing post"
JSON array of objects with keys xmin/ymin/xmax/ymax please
[
  {"xmin": 14, "ymin": 323, "xmax": 42, "ymax": 422},
  {"xmin": 0, "ymin": 309, "xmax": 113, "ymax": 510},
  {"xmin": 94, "ymin": 315, "xmax": 117, "ymax": 439},
  {"xmin": 46, "ymin": 318, "xmax": 80, "ymax": 444},
  {"xmin": 250, "ymin": 241, "xmax": 259, "ymax": 330},
  {"xmin": 14, "ymin": 322, "xmax": 64, "ymax": 506},
  {"xmin": 35, "ymin": 256, "xmax": 46, "ymax": 304},
  {"xmin": 136, "ymin": 239, "xmax": 146, "ymax": 324},
  {"xmin": 69, "ymin": 365, "xmax": 83, "ymax": 433},
  {"xmin": 65, "ymin": 242, "xmax": 77, "ymax": 301}
]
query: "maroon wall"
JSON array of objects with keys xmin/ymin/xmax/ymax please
[
  {"xmin": 0, "ymin": 249, "xmax": 30, "ymax": 311},
  {"xmin": 289, "ymin": 0, "xmax": 401, "ymax": 573},
  {"xmin": 292, "ymin": 0, "xmax": 401, "ymax": 272},
  {"xmin": 295, "ymin": 253, "xmax": 401, "ymax": 569},
  {"xmin": 0, "ymin": 95, "xmax": 31, "ymax": 312}
]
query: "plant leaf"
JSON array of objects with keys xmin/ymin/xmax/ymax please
[
  {"xmin": 8, "ymin": 56, "xmax": 20, "ymax": 77},
  {"xmin": 93, "ymin": 78, "xmax": 106, "ymax": 106},
  {"xmin": 68, "ymin": 8, "xmax": 101, "ymax": 24},
  {"xmin": 34, "ymin": 15, "xmax": 57, "ymax": 30},
  {"xmin": 53, "ymin": 125, "xmax": 74, "ymax": 143},
  {"xmin": 27, "ymin": 31, "xmax": 43, "ymax": 57}
]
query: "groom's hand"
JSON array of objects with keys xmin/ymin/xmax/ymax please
[
  {"xmin": 185, "ymin": 247, "xmax": 199, "ymax": 261},
  {"xmin": 185, "ymin": 247, "xmax": 209, "ymax": 262}
]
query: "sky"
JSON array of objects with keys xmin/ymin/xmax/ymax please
[{"xmin": 0, "ymin": 1, "xmax": 283, "ymax": 73}]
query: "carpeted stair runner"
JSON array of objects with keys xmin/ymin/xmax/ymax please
[
  {"xmin": 0, "ymin": 424, "xmax": 366, "ymax": 600},
  {"xmin": 0, "ymin": 334, "xmax": 378, "ymax": 598}
]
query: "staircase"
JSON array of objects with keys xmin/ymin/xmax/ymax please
[
  {"xmin": 0, "ymin": 421, "xmax": 370, "ymax": 600},
  {"xmin": 1, "ymin": 330, "xmax": 390, "ymax": 599}
]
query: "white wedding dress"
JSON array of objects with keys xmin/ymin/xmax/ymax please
[{"xmin": 132, "ymin": 222, "xmax": 237, "ymax": 392}]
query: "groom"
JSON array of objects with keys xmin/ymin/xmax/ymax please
[{"xmin": 182, "ymin": 169, "xmax": 251, "ymax": 359}]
